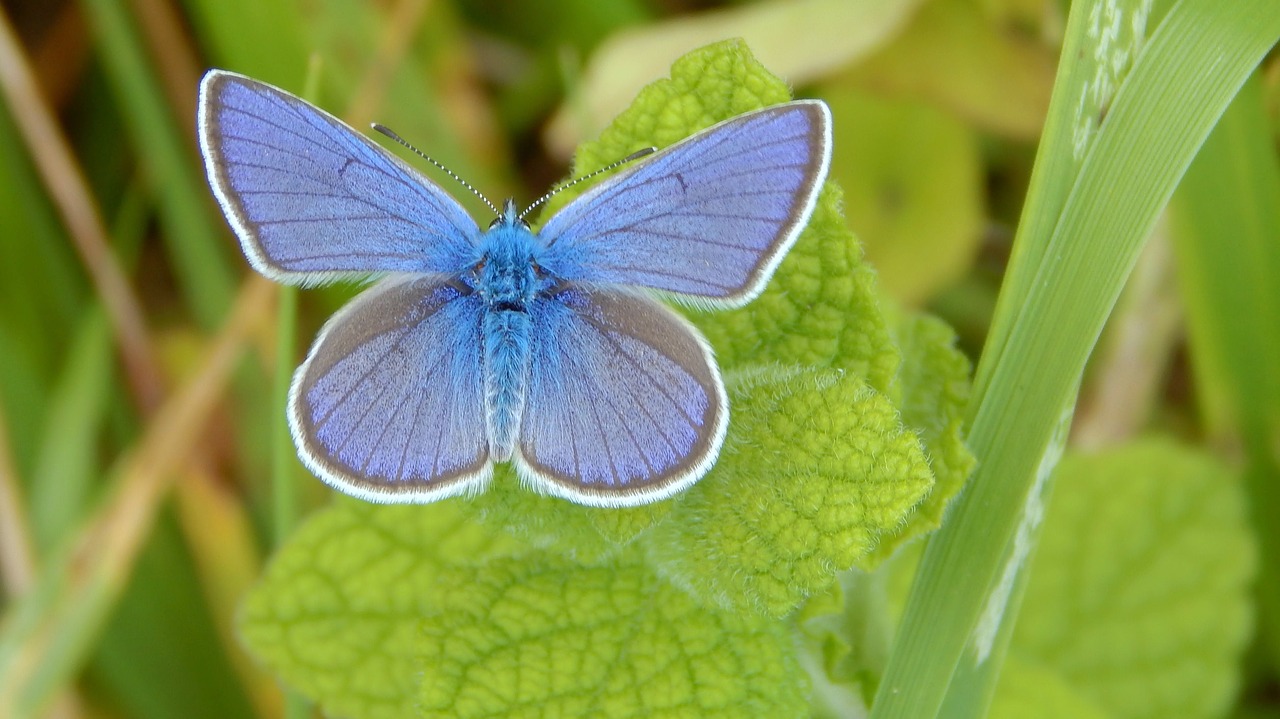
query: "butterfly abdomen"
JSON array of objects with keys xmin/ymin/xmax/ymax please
[{"xmin": 483, "ymin": 309, "xmax": 531, "ymax": 460}]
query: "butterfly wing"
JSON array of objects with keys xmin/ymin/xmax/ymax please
[
  {"xmin": 515, "ymin": 284, "xmax": 727, "ymax": 506},
  {"xmin": 198, "ymin": 70, "xmax": 479, "ymax": 284},
  {"xmin": 289, "ymin": 274, "xmax": 491, "ymax": 502},
  {"xmin": 537, "ymin": 101, "xmax": 831, "ymax": 308}
]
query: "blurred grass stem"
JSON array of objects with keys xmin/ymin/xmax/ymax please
[
  {"xmin": 0, "ymin": 406, "xmax": 35, "ymax": 598},
  {"xmin": 0, "ymin": 277, "xmax": 274, "ymax": 718},
  {"xmin": 0, "ymin": 6, "xmax": 163, "ymax": 413}
]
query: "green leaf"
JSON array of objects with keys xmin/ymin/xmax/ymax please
[
  {"xmin": 838, "ymin": 0, "xmax": 1057, "ymax": 141},
  {"xmin": 1011, "ymin": 439, "xmax": 1256, "ymax": 719},
  {"xmin": 417, "ymin": 550, "xmax": 808, "ymax": 718},
  {"xmin": 821, "ymin": 89, "xmax": 984, "ymax": 305},
  {"xmin": 238, "ymin": 501, "xmax": 522, "ymax": 719},
  {"xmin": 461, "ymin": 464, "xmax": 674, "ymax": 562},
  {"xmin": 795, "ymin": 569, "xmax": 897, "ymax": 716},
  {"xmin": 543, "ymin": 0, "xmax": 924, "ymax": 155},
  {"xmin": 700, "ymin": 182, "xmax": 897, "ymax": 391},
  {"xmin": 989, "ymin": 656, "xmax": 1109, "ymax": 719},
  {"xmin": 645, "ymin": 366, "xmax": 933, "ymax": 616},
  {"xmin": 456, "ymin": 484, "xmax": 662, "ymax": 571}
]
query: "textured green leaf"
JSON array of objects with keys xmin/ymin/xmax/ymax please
[
  {"xmin": 861, "ymin": 312, "xmax": 974, "ymax": 567},
  {"xmin": 645, "ymin": 366, "xmax": 932, "ymax": 616},
  {"xmin": 462, "ymin": 464, "xmax": 673, "ymax": 561},
  {"xmin": 699, "ymin": 181, "xmax": 897, "ymax": 391},
  {"xmin": 1012, "ymin": 439, "xmax": 1256, "ymax": 719},
  {"xmin": 418, "ymin": 551, "xmax": 808, "ymax": 718},
  {"xmin": 795, "ymin": 569, "xmax": 896, "ymax": 716},
  {"xmin": 474, "ymin": 40, "xmax": 963, "ymax": 621},
  {"xmin": 239, "ymin": 501, "xmax": 522, "ymax": 719}
]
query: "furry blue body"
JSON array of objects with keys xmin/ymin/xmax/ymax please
[{"xmin": 470, "ymin": 202, "xmax": 551, "ymax": 460}]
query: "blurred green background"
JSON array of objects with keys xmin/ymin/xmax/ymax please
[{"xmin": 0, "ymin": 0, "xmax": 1276, "ymax": 717}]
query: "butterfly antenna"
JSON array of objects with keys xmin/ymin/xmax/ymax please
[
  {"xmin": 372, "ymin": 123, "xmax": 501, "ymax": 218},
  {"xmin": 519, "ymin": 146, "xmax": 656, "ymax": 220}
]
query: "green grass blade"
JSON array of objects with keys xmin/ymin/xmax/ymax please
[
  {"xmin": 270, "ymin": 62, "xmax": 325, "ymax": 719},
  {"xmin": 28, "ymin": 312, "xmax": 113, "ymax": 550},
  {"xmin": 869, "ymin": 2, "xmax": 1280, "ymax": 717},
  {"xmin": 28, "ymin": 182, "xmax": 147, "ymax": 554},
  {"xmin": 972, "ymin": 0, "xmax": 1148, "ymax": 403},
  {"xmin": 0, "ymin": 96, "xmax": 85, "ymax": 473},
  {"xmin": 1172, "ymin": 74, "xmax": 1280, "ymax": 669},
  {"xmin": 80, "ymin": 0, "xmax": 237, "ymax": 329}
]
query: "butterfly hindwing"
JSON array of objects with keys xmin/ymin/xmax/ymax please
[
  {"xmin": 289, "ymin": 274, "xmax": 491, "ymax": 502},
  {"xmin": 197, "ymin": 70, "xmax": 479, "ymax": 284},
  {"xmin": 536, "ymin": 101, "xmax": 832, "ymax": 307},
  {"xmin": 515, "ymin": 284, "xmax": 727, "ymax": 506}
]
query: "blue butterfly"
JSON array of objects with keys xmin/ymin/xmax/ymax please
[{"xmin": 197, "ymin": 69, "xmax": 831, "ymax": 507}]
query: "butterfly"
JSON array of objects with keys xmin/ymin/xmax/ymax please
[{"xmin": 197, "ymin": 69, "xmax": 831, "ymax": 507}]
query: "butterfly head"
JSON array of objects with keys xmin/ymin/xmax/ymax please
[{"xmin": 475, "ymin": 199, "xmax": 547, "ymax": 311}]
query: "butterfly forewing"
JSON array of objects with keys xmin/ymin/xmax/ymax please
[
  {"xmin": 516, "ymin": 285, "xmax": 727, "ymax": 506},
  {"xmin": 198, "ymin": 70, "xmax": 479, "ymax": 284},
  {"xmin": 536, "ymin": 101, "xmax": 831, "ymax": 308},
  {"xmin": 289, "ymin": 275, "xmax": 491, "ymax": 502}
]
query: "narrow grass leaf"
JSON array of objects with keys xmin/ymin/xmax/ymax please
[{"xmin": 80, "ymin": 0, "xmax": 237, "ymax": 328}]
